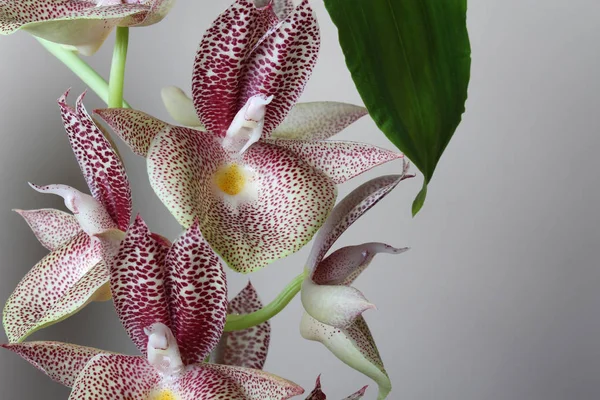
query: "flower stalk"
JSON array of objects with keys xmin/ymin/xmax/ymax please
[{"xmin": 108, "ymin": 27, "xmax": 130, "ymax": 108}]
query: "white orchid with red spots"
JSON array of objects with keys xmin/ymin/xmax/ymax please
[
  {"xmin": 95, "ymin": 0, "xmax": 402, "ymax": 274},
  {"xmin": 0, "ymin": 0, "xmax": 174, "ymax": 55},
  {"xmin": 2, "ymin": 91, "xmax": 132, "ymax": 343},
  {"xmin": 300, "ymin": 170, "xmax": 413, "ymax": 400},
  {"xmin": 2, "ymin": 218, "xmax": 305, "ymax": 399}
]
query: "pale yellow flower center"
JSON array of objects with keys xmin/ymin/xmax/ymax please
[
  {"xmin": 149, "ymin": 389, "xmax": 177, "ymax": 400},
  {"xmin": 215, "ymin": 164, "xmax": 246, "ymax": 196}
]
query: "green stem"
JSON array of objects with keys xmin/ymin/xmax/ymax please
[
  {"xmin": 108, "ymin": 27, "xmax": 130, "ymax": 108},
  {"xmin": 36, "ymin": 38, "xmax": 131, "ymax": 108},
  {"xmin": 224, "ymin": 271, "xmax": 306, "ymax": 332}
]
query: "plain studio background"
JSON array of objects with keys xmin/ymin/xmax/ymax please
[{"xmin": 1, "ymin": 0, "xmax": 599, "ymax": 399}]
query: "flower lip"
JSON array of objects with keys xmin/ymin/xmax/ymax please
[{"xmin": 214, "ymin": 164, "xmax": 246, "ymax": 196}]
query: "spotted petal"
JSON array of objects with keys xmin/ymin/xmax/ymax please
[
  {"xmin": 14, "ymin": 208, "xmax": 81, "ymax": 251},
  {"xmin": 147, "ymin": 126, "xmax": 336, "ymax": 272},
  {"xmin": 3, "ymin": 232, "xmax": 103, "ymax": 342},
  {"xmin": 271, "ymin": 102, "xmax": 368, "ymax": 141},
  {"xmin": 164, "ymin": 222, "xmax": 228, "ymax": 365},
  {"xmin": 212, "ymin": 282, "xmax": 271, "ymax": 369},
  {"xmin": 300, "ymin": 313, "xmax": 390, "ymax": 400},
  {"xmin": 0, "ymin": 342, "xmax": 106, "ymax": 387},
  {"xmin": 59, "ymin": 91, "xmax": 131, "ymax": 231},
  {"xmin": 0, "ymin": 0, "xmax": 174, "ymax": 55},
  {"xmin": 111, "ymin": 216, "xmax": 171, "ymax": 355},
  {"xmin": 305, "ymin": 375, "xmax": 367, "ymax": 400},
  {"xmin": 265, "ymin": 139, "xmax": 403, "ymax": 184}
]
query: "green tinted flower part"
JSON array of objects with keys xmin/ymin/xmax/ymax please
[
  {"xmin": 2, "ymin": 91, "xmax": 131, "ymax": 343},
  {"xmin": 0, "ymin": 0, "xmax": 175, "ymax": 55},
  {"xmin": 305, "ymin": 375, "xmax": 368, "ymax": 400}
]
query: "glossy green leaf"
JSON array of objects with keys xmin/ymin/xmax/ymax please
[{"xmin": 324, "ymin": 0, "xmax": 471, "ymax": 215}]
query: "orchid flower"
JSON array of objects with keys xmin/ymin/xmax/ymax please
[
  {"xmin": 305, "ymin": 375, "xmax": 367, "ymax": 400},
  {"xmin": 0, "ymin": 0, "xmax": 174, "ymax": 55},
  {"xmin": 2, "ymin": 218, "xmax": 304, "ymax": 399},
  {"xmin": 95, "ymin": 0, "xmax": 402, "ymax": 273},
  {"xmin": 300, "ymin": 168, "xmax": 413, "ymax": 400},
  {"xmin": 2, "ymin": 91, "xmax": 131, "ymax": 343}
]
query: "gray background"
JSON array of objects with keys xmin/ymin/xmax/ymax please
[{"xmin": 1, "ymin": 0, "xmax": 599, "ymax": 399}]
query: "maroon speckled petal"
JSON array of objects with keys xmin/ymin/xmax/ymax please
[
  {"xmin": 69, "ymin": 354, "xmax": 160, "ymax": 399},
  {"xmin": 265, "ymin": 139, "xmax": 403, "ymax": 184},
  {"xmin": 164, "ymin": 222, "xmax": 228, "ymax": 365},
  {"xmin": 59, "ymin": 91, "xmax": 132, "ymax": 231},
  {"xmin": 305, "ymin": 375, "xmax": 368, "ymax": 400},
  {"xmin": 14, "ymin": 208, "xmax": 82, "ymax": 251},
  {"xmin": 3, "ymin": 232, "xmax": 103, "ymax": 342},
  {"xmin": 111, "ymin": 216, "xmax": 171, "ymax": 355},
  {"xmin": 212, "ymin": 282, "xmax": 271, "ymax": 370},
  {"xmin": 0, "ymin": 342, "xmax": 107, "ymax": 388},
  {"xmin": 313, "ymin": 243, "xmax": 409, "ymax": 286},
  {"xmin": 94, "ymin": 108, "xmax": 169, "ymax": 157},
  {"xmin": 192, "ymin": 0, "xmax": 278, "ymax": 137},
  {"xmin": 147, "ymin": 127, "xmax": 336, "ymax": 272},
  {"xmin": 300, "ymin": 313, "xmax": 390, "ymax": 399}
]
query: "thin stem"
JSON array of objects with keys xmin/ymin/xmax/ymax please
[
  {"xmin": 36, "ymin": 38, "xmax": 131, "ymax": 108},
  {"xmin": 224, "ymin": 271, "xmax": 307, "ymax": 332},
  {"xmin": 108, "ymin": 27, "xmax": 130, "ymax": 108}
]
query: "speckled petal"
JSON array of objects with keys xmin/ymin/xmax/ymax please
[
  {"xmin": 134, "ymin": 0, "xmax": 175, "ymax": 26},
  {"xmin": 238, "ymin": 0, "xmax": 320, "ymax": 137},
  {"xmin": 111, "ymin": 216, "xmax": 171, "ymax": 355},
  {"xmin": 313, "ymin": 243, "xmax": 409, "ymax": 286},
  {"xmin": 14, "ymin": 208, "xmax": 82, "ymax": 251},
  {"xmin": 265, "ymin": 140, "xmax": 403, "ymax": 184},
  {"xmin": 0, "ymin": 1, "xmax": 150, "ymax": 55},
  {"xmin": 307, "ymin": 171, "xmax": 411, "ymax": 273},
  {"xmin": 305, "ymin": 375, "xmax": 367, "ymax": 400},
  {"xmin": 69, "ymin": 354, "xmax": 160, "ymax": 400},
  {"xmin": 94, "ymin": 108, "xmax": 169, "ymax": 157},
  {"xmin": 272, "ymin": 102, "xmax": 368, "ymax": 140},
  {"xmin": 164, "ymin": 222, "xmax": 228, "ymax": 365},
  {"xmin": 212, "ymin": 282, "xmax": 270, "ymax": 369},
  {"xmin": 300, "ymin": 313, "xmax": 390, "ymax": 400},
  {"xmin": 161, "ymin": 86, "xmax": 206, "ymax": 129},
  {"xmin": 342, "ymin": 387, "xmax": 368, "ymax": 400},
  {"xmin": 3, "ymin": 232, "xmax": 102, "ymax": 342},
  {"xmin": 0, "ymin": 342, "xmax": 107, "ymax": 387},
  {"xmin": 197, "ymin": 363, "xmax": 305, "ymax": 399},
  {"xmin": 59, "ymin": 91, "xmax": 131, "ymax": 231},
  {"xmin": 192, "ymin": 0, "xmax": 278, "ymax": 137},
  {"xmin": 272, "ymin": 0, "xmax": 294, "ymax": 20},
  {"xmin": 147, "ymin": 127, "xmax": 336, "ymax": 272}
]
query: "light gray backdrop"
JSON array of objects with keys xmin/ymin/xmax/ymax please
[{"xmin": 1, "ymin": 0, "xmax": 599, "ymax": 399}]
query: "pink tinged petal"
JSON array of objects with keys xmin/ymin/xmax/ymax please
[
  {"xmin": 192, "ymin": 0, "xmax": 278, "ymax": 137},
  {"xmin": 300, "ymin": 313, "xmax": 391, "ymax": 400},
  {"xmin": 134, "ymin": 0, "xmax": 176, "ymax": 26},
  {"xmin": 305, "ymin": 375, "xmax": 368, "ymax": 400},
  {"xmin": 14, "ymin": 208, "xmax": 82, "ymax": 251},
  {"xmin": 212, "ymin": 282, "xmax": 271, "ymax": 370},
  {"xmin": 164, "ymin": 222, "xmax": 228, "ymax": 365},
  {"xmin": 239, "ymin": 0, "xmax": 321, "ymax": 138},
  {"xmin": 197, "ymin": 363, "xmax": 305, "ymax": 399},
  {"xmin": 59, "ymin": 91, "xmax": 132, "ymax": 231},
  {"xmin": 111, "ymin": 216, "xmax": 171, "ymax": 355},
  {"xmin": 0, "ymin": 1, "xmax": 150, "ymax": 55},
  {"xmin": 307, "ymin": 171, "xmax": 412, "ymax": 273},
  {"xmin": 29, "ymin": 183, "xmax": 118, "ymax": 236},
  {"xmin": 272, "ymin": 102, "xmax": 368, "ymax": 141},
  {"xmin": 313, "ymin": 243, "xmax": 409, "ymax": 286},
  {"xmin": 343, "ymin": 386, "xmax": 368, "ymax": 400},
  {"xmin": 2, "ymin": 232, "xmax": 103, "ymax": 342},
  {"xmin": 301, "ymin": 278, "xmax": 375, "ymax": 329},
  {"xmin": 69, "ymin": 354, "xmax": 160, "ymax": 400},
  {"xmin": 0, "ymin": 342, "xmax": 106, "ymax": 388},
  {"xmin": 265, "ymin": 139, "xmax": 403, "ymax": 184},
  {"xmin": 147, "ymin": 127, "xmax": 336, "ymax": 272},
  {"xmin": 161, "ymin": 86, "xmax": 204, "ymax": 128},
  {"xmin": 94, "ymin": 108, "xmax": 169, "ymax": 157}
]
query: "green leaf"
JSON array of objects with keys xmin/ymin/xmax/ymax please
[{"xmin": 324, "ymin": 0, "xmax": 471, "ymax": 214}]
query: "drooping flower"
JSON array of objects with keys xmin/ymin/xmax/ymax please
[
  {"xmin": 305, "ymin": 375, "xmax": 367, "ymax": 400},
  {"xmin": 300, "ymin": 168, "xmax": 413, "ymax": 400},
  {"xmin": 95, "ymin": 0, "xmax": 402, "ymax": 273},
  {"xmin": 2, "ymin": 91, "xmax": 131, "ymax": 343},
  {"xmin": 2, "ymin": 217, "xmax": 304, "ymax": 399},
  {"xmin": 211, "ymin": 282, "xmax": 271, "ymax": 370},
  {"xmin": 0, "ymin": 0, "xmax": 175, "ymax": 55}
]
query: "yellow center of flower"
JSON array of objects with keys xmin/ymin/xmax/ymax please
[
  {"xmin": 149, "ymin": 389, "xmax": 177, "ymax": 400},
  {"xmin": 215, "ymin": 164, "xmax": 246, "ymax": 195}
]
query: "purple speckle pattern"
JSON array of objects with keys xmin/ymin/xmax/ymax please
[
  {"xmin": 305, "ymin": 375, "xmax": 367, "ymax": 400},
  {"xmin": 14, "ymin": 208, "xmax": 81, "ymax": 251}
]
